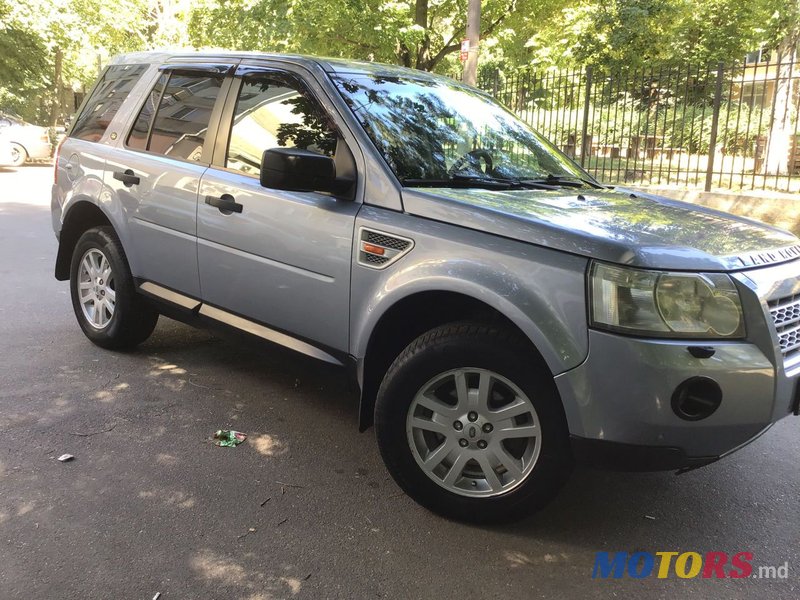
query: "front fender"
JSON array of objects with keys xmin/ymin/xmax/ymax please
[{"xmin": 350, "ymin": 206, "xmax": 590, "ymax": 377}]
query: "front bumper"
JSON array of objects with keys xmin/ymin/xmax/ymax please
[
  {"xmin": 555, "ymin": 258, "xmax": 800, "ymax": 470},
  {"xmin": 569, "ymin": 436, "xmax": 722, "ymax": 472}
]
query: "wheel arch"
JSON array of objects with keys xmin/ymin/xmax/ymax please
[
  {"xmin": 10, "ymin": 140, "xmax": 28, "ymax": 154},
  {"xmin": 356, "ymin": 289, "xmax": 560, "ymax": 432},
  {"xmin": 55, "ymin": 200, "xmax": 117, "ymax": 280}
]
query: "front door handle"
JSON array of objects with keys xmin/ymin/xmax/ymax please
[
  {"xmin": 205, "ymin": 194, "xmax": 243, "ymax": 214},
  {"xmin": 112, "ymin": 169, "xmax": 140, "ymax": 187}
]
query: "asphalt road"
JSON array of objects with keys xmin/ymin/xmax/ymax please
[{"xmin": 1, "ymin": 165, "xmax": 799, "ymax": 600}]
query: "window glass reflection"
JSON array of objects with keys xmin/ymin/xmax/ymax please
[
  {"xmin": 333, "ymin": 74, "xmax": 587, "ymax": 184},
  {"xmin": 146, "ymin": 74, "xmax": 223, "ymax": 161},
  {"xmin": 226, "ymin": 73, "xmax": 337, "ymax": 176}
]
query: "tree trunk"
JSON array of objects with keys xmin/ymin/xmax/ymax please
[
  {"xmin": 462, "ymin": 0, "xmax": 481, "ymax": 85},
  {"xmin": 763, "ymin": 39, "xmax": 798, "ymax": 176},
  {"xmin": 51, "ymin": 47, "xmax": 62, "ymax": 128},
  {"xmin": 414, "ymin": 0, "xmax": 431, "ymax": 70}
]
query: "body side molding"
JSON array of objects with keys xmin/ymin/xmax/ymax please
[{"xmin": 137, "ymin": 281, "xmax": 344, "ymax": 366}]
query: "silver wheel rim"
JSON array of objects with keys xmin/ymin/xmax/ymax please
[
  {"xmin": 406, "ymin": 368, "xmax": 542, "ymax": 498},
  {"xmin": 78, "ymin": 248, "xmax": 116, "ymax": 329},
  {"xmin": 10, "ymin": 146, "xmax": 20, "ymax": 163}
]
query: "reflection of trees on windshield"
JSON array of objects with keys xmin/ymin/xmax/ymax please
[
  {"xmin": 337, "ymin": 76, "xmax": 452, "ymax": 179},
  {"xmin": 334, "ymin": 75, "xmax": 586, "ymax": 183}
]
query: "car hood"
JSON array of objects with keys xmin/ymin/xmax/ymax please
[{"xmin": 401, "ymin": 186, "xmax": 800, "ymax": 271}]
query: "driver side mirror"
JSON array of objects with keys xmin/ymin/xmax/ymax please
[{"xmin": 260, "ymin": 147, "xmax": 352, "ymax": 195}]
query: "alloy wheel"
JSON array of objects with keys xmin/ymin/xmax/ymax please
[
  {"xmin": 77, "ymin": 248, "xmax": 116, "ymax": 329},
  {"xmin": 406, "ymin": 368, "xmax": 542, "ymax": 498}
]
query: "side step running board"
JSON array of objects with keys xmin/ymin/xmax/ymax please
[{"xmin": 138, "ymin": 281, "xmax": 343, "ymax": 366}]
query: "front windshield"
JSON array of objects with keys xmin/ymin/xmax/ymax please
[{"xmin": 332, "ymin": 73, "xmax": 593, "ymax": 187}]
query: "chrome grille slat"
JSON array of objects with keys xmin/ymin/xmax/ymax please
[
  {"xmin": 768, "ymin": 294, "xmax": 800, "ymax": 363},
  {"xmin": 769, "ymin": 293, "xmax": 800, "ymax": 324}
]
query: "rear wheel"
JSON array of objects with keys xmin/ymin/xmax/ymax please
[
  {"xmin": 375, "ymin": 322, "xmax": 572, "ymax": 523},
  {"xmin": 69, "ymin": 226, "xmax": 158, "ymax": 349},
  {"xmin": 9, "ymin": 143, "xmax": 26, "ymax": 167}
]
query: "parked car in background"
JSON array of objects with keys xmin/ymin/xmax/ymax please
[{"xmin": 0, "ymin": 112, "xmax": 52, "ymax": 166}]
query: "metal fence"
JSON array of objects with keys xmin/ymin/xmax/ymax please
[{"xmin": 478, "ymin": 52, "xmax": 800, "ymax": 193}]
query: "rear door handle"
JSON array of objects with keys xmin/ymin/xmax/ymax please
[
  {"xmin": 112, "ymin": 169, "xmax": 140, "ymax": 187},
  {"xmin": 205, "ymin": 194, "xmax": 243, "ymax": 214}
]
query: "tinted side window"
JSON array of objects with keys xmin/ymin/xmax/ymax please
[
  {"xmin": 226, "ymin": 73, "xmax": 337, "ymax": 176},
  {"xmin": 144, "ymin": 73, "xmax": 224, "ymax": 162},
  {"xmin": 126, "ymin": 74, "xmax": 167, "ymax": 151},
  {"xmin": 71, "ymin": 64, "xmax": 147, "ymax": 142}
]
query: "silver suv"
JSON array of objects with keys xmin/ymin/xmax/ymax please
[{"xmin": 52, "ymin": 52, "xmax": 800, "ymax": 523}]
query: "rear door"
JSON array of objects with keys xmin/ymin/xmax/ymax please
[
  {"xmin": 103, "ymin": 63, "xmax": 234, "ymax": 297},
  {"xmin": 196, "ymin": 63, "xmax": 361, "ymax": 354}
]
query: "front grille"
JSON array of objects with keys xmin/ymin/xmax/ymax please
[{"xmin": 768, "ymin": 293, "xmax": 800, "ymax": 360}]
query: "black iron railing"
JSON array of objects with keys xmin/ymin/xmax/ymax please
[{"xmin": 478, "ymin": 53, "xmax": 800, "ymax": 193}]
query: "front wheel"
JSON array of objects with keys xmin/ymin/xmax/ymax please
[
  {"xmin": 375, "ymin": 322, "xmax": 572, "ymax": 523},
  {"xmin": 69, "ymin": 226, "xmax": 158, "ymax": 349}
]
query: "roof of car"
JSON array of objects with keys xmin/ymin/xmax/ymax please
[{"xmin": 109, "ymin": 50, "xmax": 451, "ymax": 84}]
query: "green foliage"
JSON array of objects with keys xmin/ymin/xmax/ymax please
[
  {"xmin": 188, "ymin": 0, "xmax": 400, "ymax": 62},
  {"xmin": 0, "ymin": 0, "xmax": 50, "ymax": 120},
  {"xmin": 187, "ymin": 0, "xmax": 525, "ymax": 72},
  {"xmin": 1, "ymin": 0, "xmax": 798, "ymax": 126},
  {"xmin": 0, "ymin": 0, "xmax": 192, "ymax": 123},
  {"xmin": 499, "ymin": 77, "xmax": 768, "ymax": 159},
  {"xmin": 523, "ymin": 0, "xmax": 680, "ymax": 70},
  {"xmin": 498, "ymin": 0, "xmax": 797, "ymax": 72}
]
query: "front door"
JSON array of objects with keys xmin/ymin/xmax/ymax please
[{"xmin": 197, "ymin": 66, "xmax": 360, "ymax": 354}]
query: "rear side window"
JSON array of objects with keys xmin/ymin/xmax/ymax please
[
  {"xmin": 126, "ymin": 72, "xmax": 224, "ymax": 162},
  {"xmin": 127, "ymin": 74, "xmax": 167, "ymax": 151},
  {"xmin": 70, "ymin": 64, "xmax": 147, "ymax": 142}
]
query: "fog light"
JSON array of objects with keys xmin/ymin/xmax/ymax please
[{"xmin": 671, "ymin": 377, "xmax": 722, "ymax": 421}]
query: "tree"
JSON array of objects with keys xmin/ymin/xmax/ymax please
[
  {"xmin": 518, "ymin": 0, "xmax": 681, "ymax": 71},
  {"xmin": 0, "ymin": 0, "xmax": 194, "ymax": 123},
  {"xmin": 760, "ymin": 0, "xmax": 800, "ymax": 176},
  {"xmin": 188, "ymin": 0, "xmax": 524, "ymax": 74},
  {"xmin": 0, "ymin": 0, "xmax": 51, "ymax": 120},
  {"xmin": 671, "ymin": 0, "xmax": 762, "ymax": 65}
]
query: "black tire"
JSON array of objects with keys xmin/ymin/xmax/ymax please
[
  {"xmin": 10, "ymin": 143, "xmax": 26, "ymax": 167},
  {"xmin": 375, "ymin": 322, "xmax": 573, "ymax": 524},
  {"xmin": 69, "ymin": 226, "xmax": 158, "ymax": 349}
]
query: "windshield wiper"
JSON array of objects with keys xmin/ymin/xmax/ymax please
[
  {"xmin": 522, "ymin": 174, "xmax": 603, "ymax": 189},
  {"xmin": 402, "ymin": 174, "xmax": 513, "ymax": 190},
  {"xmin": 402, "ymin": 173, "xmax": 559, "ymax": 191}
]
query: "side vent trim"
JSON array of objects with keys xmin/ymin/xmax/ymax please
[{"xmin": 357, "ymin": 227, "xmax": 414, "ymax": 270}]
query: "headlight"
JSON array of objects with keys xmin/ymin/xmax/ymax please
[{"xmin": 590, "ymin": 262, "xmax": 745, "ymax": 338}]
